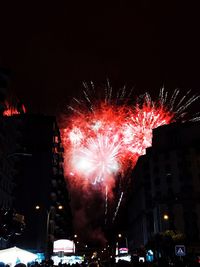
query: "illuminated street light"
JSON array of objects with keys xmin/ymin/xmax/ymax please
[
  {"xmin": 46, "ymin": 206, "xmax": 65, "ymax": 259},
  {"xmin": 35, "ymin": 204, "xmax": 64, "ymax": 259},
  {"xmin": 163, "ymin": 214, "xmax": 169, "ymax": 220},
  {"xmin": 117, "ymin": 233, "xmax": 128, "ymax": 253}
]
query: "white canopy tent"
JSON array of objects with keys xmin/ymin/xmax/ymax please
[{"xmin": 0, "ymin": 246, "xmax": 37, "ymax": 267}]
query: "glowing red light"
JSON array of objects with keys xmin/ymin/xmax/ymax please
[
  {"xmin": 3, "ymin": 108, "xmax": 20, "ymax": 116},
  {"xmin": 3, "ymin": 102, "xmax": 26, "ymax": 116}
]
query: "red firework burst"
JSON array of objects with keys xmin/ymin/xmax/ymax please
[
  {"xmin": 122, "ymin": 102, "xmax": 174, "ymax": 158},
  {"xmin": 62, "ymin": 104, "xmax": 130, "ymax": 186},
  {"xmin": 61, "ymin": 98, "xmax": 178, "ymax": 191}
]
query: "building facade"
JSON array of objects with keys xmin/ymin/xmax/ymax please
[
  {"xmin": 0, "ymin": 114, "xmax": 73, "ymax": 255},
  {"xmin": 126, "ymin": 121, "xmax": 200, "ymax": 255}
]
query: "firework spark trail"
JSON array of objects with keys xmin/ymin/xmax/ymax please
[
  {"xmin": 112, "ymin": 192, "xmax": 124, "ymax": 222},
  {"xmin": 105, "ymin": 186, "xmax": 108, "ymax": 224},
  {"xmin": 176, "ymin": 94, "xmax": 200, "ymax": 118},
  {"xmin": 122, "ymin": 102, "xmax": 174, "ymax": 156},
  {"xmin": 176, "ymin": 89, "xmax": 191, "ymax": 110},
  {"xmin": 156, "ymin": 88, "xmax": 200, "ymax": 121},
  {"xmin": 170, "ymin": 89, "xmax": 180, "ymax": 112}
]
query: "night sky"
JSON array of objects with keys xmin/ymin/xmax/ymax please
[{"xmin": 0, "ymin": 2, "xmax": 200, "ymax": 116}]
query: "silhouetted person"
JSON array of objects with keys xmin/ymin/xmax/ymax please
[{"xmin": 14, "ymin": 264, "xmax": 26, "ymax": 267}]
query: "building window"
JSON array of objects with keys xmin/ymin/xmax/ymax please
[{"xmin": 53, "ymin": 167, "xmax": 58, "ymax": 175}]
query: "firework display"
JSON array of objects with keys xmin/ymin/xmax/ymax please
[{"xmin": 61, "ymin": 85, "xmax": 200, "ymax": 191}]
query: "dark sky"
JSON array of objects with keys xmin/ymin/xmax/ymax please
[{"xmin": 0, "ymin": 1, "xmax": 200, "ymax": 116}]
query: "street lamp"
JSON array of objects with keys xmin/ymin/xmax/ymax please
[
  {"xmin": 46, "ymin": 207, "xmax": 54, "ymax": 260},
  {"xmin": 46, "ymin": 205, "xmax": 64, "ymax": 259},
  {"xmin": 117, "ymin": 233, "xmax": 128, "ymax": 253},
  {"xmin": 35, "ymin": 204, "xmax": 64, "ymax": 260},
  {"xmin": 163, "ymin": 214, "xmax": 169, "ymax": 220}
]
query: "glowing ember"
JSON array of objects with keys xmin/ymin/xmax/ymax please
[
  {"xmin": 3, "ymin": 107, "xmax": 20, "ymax": 116},
  {"xmin": 3, "ymin": 102, "xmax": 26, "ymax": 116}
]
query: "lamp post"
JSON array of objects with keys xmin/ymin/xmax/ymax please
[
  {"xmin": 163, "ymin": 213, "xmax": 170, "ymax": 232},
  {"xmin": 35, "ymin": 205, "xmax": 63, "ymax": 260},
  {"xmin": 73, "ymin": 234, "xmax": 78, "ymax": 254},
  {"xmin": 46, "ymin": 207, "xmax": 53, "ymax": 260},
  {"xmin": 118, "ymin": 233, "xmax": 128, "ymax": 247},
  {"xmin": 118, "ymin": 233, "xmax": 128, "ymax": 254},
  {"xmin": 47, "ymin": 205, "xmax": 64, "ymax": 260}
]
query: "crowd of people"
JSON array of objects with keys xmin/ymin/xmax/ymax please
[
  {"xmin": 1, "ymin": 257, "xmax": 200, "ymax": 267},
  {"xmin": 0, "ymin": 259, "xmax": 200, "ymax": 267}
]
